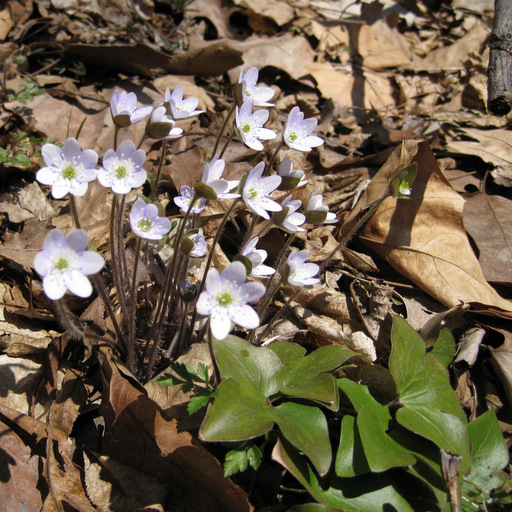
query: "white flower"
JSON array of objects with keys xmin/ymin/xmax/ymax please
[
  {"xmin": 240, "ymin": 236, "xmax": 275, "ymax": 277},
  {"xmin": 174, "ymin": 185, "xmax": 207, "ymax": 214},
  {"xmin": 181, "ymin": 229, "xmax": 207, "ymax": 258},
  {"xmin": 283, "ymin": 106, "xmax": 323, "ymax": 152},
  {"xmin": 305, "ymin": 191, "xmax": 337, "ymax": 225},
  {"xmin": 272, "ymin": 195, "xmax": 305, "ymax": 232},
  {"xmin": 196, "ymin": 261, "xmax": 265, "ymax": 340},
  {"xmin": 110, "ymin": 89, "xmax": 152, "ymax": 128},
  {"xmin": 129, "ymin": 198, "xmax": 172, "ymax": 240},
  {"xmin": 34, "ymin": 229, "xmax": 104, "ymax": 300},
  {"xmin": 238, "ymin": 67, "xmax": 274, "ymax": 107},
  {"xmin": 235, "ymin": 99, "xmax": 276, "ymax": 151},
  {"xmin": 36, "ymin": 138, "xmax": 98, "ymax": 199},
  {"xmin": 164, "ymin": 85, "xmax": 204, "ymax": 119},
  {"xmin": 277, "ymin": 156, "xmax": 308, "ymax": 190},
  {"xmin": 284, "ymin": 250, "xmax": 320, "ymax": 287},
  {"xmin": 98, "ymin": 140, "xmax": 146, "ymax": 194},
  {"xmin": 242, "ymin": 162, "xmax": 282, "ymax": 219},
  {"xmin": 145, "ymin": 105, "xmax": 183, "ymax": 139},
  {"xmin": 196, "ymin": 157, "xmax": 240, "ymax": 200}
]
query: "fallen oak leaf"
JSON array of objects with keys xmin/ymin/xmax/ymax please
[{"xmin": 351, "ymin": 141, "xmax": 512, "ymax": 314}]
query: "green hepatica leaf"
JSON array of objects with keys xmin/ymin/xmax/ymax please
[
  {"xmin": 396, "ymin": 406, "xmax": 470, "ymax": 475},
  {"xmin": 357, "ymin": 406, "xmax": 416, "ymax": 472},
  {"xmin": 337, "ymin": 379, "xmax": 415, "ymax": 472},
  {"xmin": 272, "ymin": 402, "xmax": 332, "ymax": 476},
  {"xmin": 199, "ymin": 379, "xmax": 273, "ymax": 441},
  {"xmin": 335, "ymin": 415, "xmax": 370, "ymax": 477},
  {"xmin": 213, "ymin": 335, "xmax": 282, "ymax": 398},
  {"xmin": 464, "ymin": 410, "xmax": 509, "ymax": 499},
  {"xmin": 271, "ymin": 343, "xmax": 356, "ymax": 408},
  {"xmin": 274, "ymin": 439, "xmax": 415, "ymax": 512},
  {"xmin": 389, "ymin": 317, "xmax": 465, "ymax": 422},
  {"xmin": 429, "ymin": 328, "xmax": 455, "ymax": 368}
]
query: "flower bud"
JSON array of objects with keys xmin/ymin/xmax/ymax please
[
  {"xmin": 145, "ymin": 106, "xmax": 176, "ymax": 139},
  {"xmin": 179, "ymin": 281, "xmax": 197, "ymax": 303}
]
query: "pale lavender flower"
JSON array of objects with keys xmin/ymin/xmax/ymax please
[
  {"xmin": 242, "ymin": 162, "xmax": 281, "ymax": 219},
  {"xmin": 196, "ymin": 157, "xmax": 240, "ymax": 200},
  {"xmin": 130, "ymin": 198, "xmax": 171, "ymax": 240},
  {"xmin": 305, "ymin": 191, "xmax": 337, "ymax": 225},
  {"xmin": 36, "ymin": 138, "xmax": 98, "ymax": 199},
  {"xmin": 196, "ymin": 261, "xmax": 265, "ymax": 340},
  {"xmin": 174, "ymin": 185, "xmax": 207, "ymax": 214},
  {"xmin": 145, "ymin": 105, "xmax": 183, "ymax": 139},
  {"xmin": 110, "ymin": 89, "xmax": 152, "ymax": 128},
  {"xmin": 284, "ymin": 250, "xmax": 320, "ymax": 287},
  {"xmin": 34, "ymin": 229, "xmax": 104, "ymax": 300},
  {"xmin": 272, "ymin": 195, "xmax": 305, "ymax": 232},
  {"xmin": 238, "ymin": 67, "xmax": 274, "ymax": 107},
  {"xmin": 283, "ymin": 106, "xmax": 323, "ymax": 152},
  {"xmin": 164, "ymin": 85, "xmax": 204, "ymax": 119},
  {"xmin": 277, "ymin": 156, "xmax": 308, "ymax": 190},
  {"xmin": 235, "ymin": 99, "xmax": 276, "ymax": 151},
  {"xmin": 181, "ymin": 229, "xmax": 207, "ymax": 258},
  {"xmin": 240, "ymin": 236, "xmax": 275, "ymax": 277},
  {"xmin": 98, "ymin": 140, "xmax": 146, "ymax": 194}
]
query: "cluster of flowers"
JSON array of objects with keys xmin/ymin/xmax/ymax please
[{"xmin": 34, "ymin": 68, "xmax": 337, "ymax": 349}]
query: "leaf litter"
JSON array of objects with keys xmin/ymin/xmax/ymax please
[{"xmin": 1, "ymin": 0, "xmax": 511, "ymax": 510}]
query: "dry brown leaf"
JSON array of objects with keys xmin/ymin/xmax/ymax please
[
  {"xmin": 353, "ymin": 141, "xmax": 512, "ymax": 313},
  {"xmin": 463, "ymin": 192, "xmax": 512, "ymax": 285},
  {"xmin": 233, "ymin": 0, "xmax": 295, "ymax": 27},
  {"xmin": 98, "ymin": 347, "xmax": 252, "ymax": 512},
  {"xmin": 489, "ymin": 329, "xmax": 512, "ymax": 407},
  {"xmin": 0, "ymin": 419, "xmax": 43, "ymax": 512},
  {"xmin": 447, "ymin": 128, "xmax": 512, "ymax": 182},
  {"xmin": 83, "ymin": 451, "xmax": 167, "ymax": 512}
]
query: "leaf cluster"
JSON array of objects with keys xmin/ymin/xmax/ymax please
[{"xmin": 195, "ymin": 319, "xmax": 509, "ymax": 511}]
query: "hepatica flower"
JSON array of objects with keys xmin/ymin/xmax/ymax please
[
  {"xmin": 272, "ymin": 195, "xmax": 305, "ymax": 232},
  {"xmin": 174, "ymin": 185, "xmax": 207, "ymax": 214},
  {"xmin": 284, "ymin": 250, "xmax": 320, "ymax": 287},
  {"xmin": 110, "ymin": 89, "xmax": 152, "ymax": 128},
  {"xmin": 242, "ymin": 162, "xmax": 281, "ymax": 219},
  {"xmin": 36, "ymin": 138, "xmax": 98, "ymax": 199},
  {"xmin": 181, "ymin": 229, "xmax": 207, "ymax": 258},
  {"xmin": 130, "ymin": 198, "xmax": 171, "ymax": 240},
  {"xmin": 145, "ymin": 105, "xmax": 183, "ymax": 139},
  {"xmin": 164, "ymin": 85, "xmax": 203, "ymax": 119},
  {"xmin": 34, "ymin": 229, "xmax": 104, "ymax": 300},
  {"xmin": 284, "ymin": 106, "xmax": 323, "ymax": 152},
  {"xmin": 277, "ymin": 156, "xmax": 308, "ymax": 191},
  {"xmin": 240, "ymin": 236, "xmax": 275, "ymax": 277},
  {"xmin": 195, "ymin": 157, "xmax": 239, "ymax": 200},
  {"xmin": 196, "ymin": 261, "xmax": 265, "ymax": 340},
  {"xmin": 98, "ymin": 140, "xmax": 146, "ymax": 194},
  {"xmin": 305, "ymin": 191, "xmax": 337, "ymax": 224},
  {"xmin": 235, "ymin": 99, "xmax": 276, "ymax": 151},
  {"xmin": 238, "ymin": 67, "xmax": 274, "ymax": 107}
]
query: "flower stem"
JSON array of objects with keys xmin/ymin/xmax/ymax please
[
  {"xmin": 144, "ymin": 196, "xmax": 198, "ymax": 380},
  {"xmin": 55, "ymin": 298, "xmax": 84, "ymax": 340},
  {"xmin": 150, "ymin": 138, "xmax": 168, "ymax": 202},
  {"xmin": 127, "ymin": 236, "xmax": 143, "ymax": 371},
  {"xmin": 218, "ymin": 132, "xmax": 234, "ymax": 160},
  {"xmin": 69, "ymin": 195, "xmax": 81, "ymax": 229},
  {"xmin": 210, "ymin": 103, "xmax": 235, "ymax": 160},
  {"xmin": 208, "ymin": 328, "xmax": 221, "ymax": 387}
]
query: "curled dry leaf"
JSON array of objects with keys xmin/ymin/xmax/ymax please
[
  {"xmin": 98, "ymin": 347, "xmax": 252, "ymax": 512},
  {"xmin": 350, "ymin": 140, "xmax": 512, "ymax": 315}
]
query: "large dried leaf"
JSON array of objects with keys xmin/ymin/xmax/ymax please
[
  {"xmin": 463, "ymin": 192, "xmax": 512, "ymax": 285},
  {"xmin": 352, "ymin": 141, "xmax": 512, "ymax": 313},
  {"xmin": 98, "ymin": 348, "xmax": 252, "ymax": 512}
]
